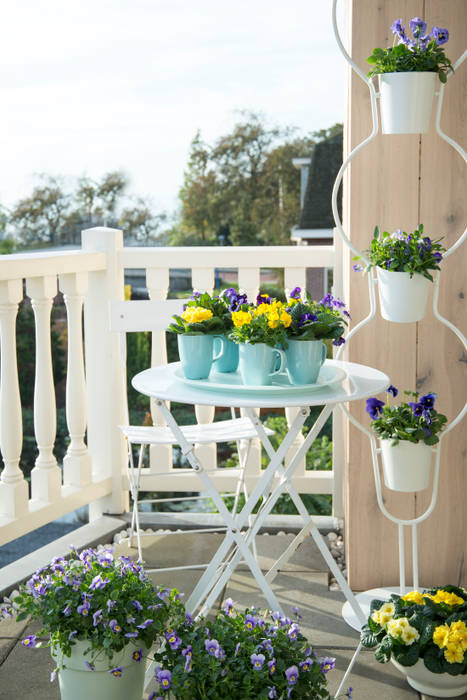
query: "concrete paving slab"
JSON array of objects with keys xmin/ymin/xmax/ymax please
[
  {"xmin": 114, "ymin": 531, "xmax": 326, "ymax": 574},
  {"xmin": 224, "ymin": 569, "xmax": 360, "ymax": 648},
  {"xmin": 0, "ymin": 637, "xmax": 59, "ymax": 700},
  {"xmin": 422, "ymin": 695, "xmax": 467, "ymax": 699}
]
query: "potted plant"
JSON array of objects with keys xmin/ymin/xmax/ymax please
[
  {"xmin": 354, "ymin": 225, "xmax": 446, "ymax": 323},
  {"xmin": 367, "ymin": 17, "xmax": 453, "ymax": 133},
  {"xmin": 12, "ymin": 546, "xmax": 185, "ymax": 700},
  {"xmin": 168, "ymin": 291, "xmax": 225, "ymax": 379},
  {"xmin": 228, "ymin": 293, "xmax": 290, "ymax": 385},
  {"xmin": 366, "ymin": 386, "xmax": 447, "ymax": 492},
  {"xmin": 211, "ymin": 287, "xmax": 250, "ymax": 372},
  {"xmin": 360, "ymin": 586, "xmax": 467, "ymax": 696},
  {"xmin": 284, "ymin": 287, "xmax": 349, "ymax": 385},
  {"xmin": 151, "ymin": 600, "xmax": 350, "ymax": 699}
]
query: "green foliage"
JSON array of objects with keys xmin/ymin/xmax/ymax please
[
  {"xmin": 11, "ymin": 548, "xmax": 185, "ymax": 670},
  {"xmin": 355, "ymin": 225, "xmax": 446, "ymax": 281},
  {"xmin": 153, "ymin": 604, "xmax": 331, "ymax": 699},
  {"xmin": 171, "ymin": 113, "xmax": 343, "ymax": 247},
  {"xmin": 169, "ymin": 291, "xmax": 232, "ymax": 335},
  {"xmin": 286, "ymin": 293, "xmax": 348, "ymax": 342},
  {"xmin": 0, "ymin": 237, "xmax": 15, "ymax": 254}
]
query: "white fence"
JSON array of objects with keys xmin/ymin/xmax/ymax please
[{"xmin": 0, "ymin": 227, "xmax": 341, "ymax": 549}]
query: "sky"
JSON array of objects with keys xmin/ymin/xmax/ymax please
[{"xmin": 0, "ymin": 0, "xmax": 346, "ymax": 217}]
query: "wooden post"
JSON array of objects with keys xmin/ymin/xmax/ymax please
[{"xmin": 344, "ymin": 0, "xmax": 466, "ymax": 589}]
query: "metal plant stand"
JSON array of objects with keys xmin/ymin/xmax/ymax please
[{"xmin": 330, "ymin": 1, "xmax": 467, "ymax": 695}]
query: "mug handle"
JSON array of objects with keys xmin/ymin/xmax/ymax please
[
  {"xmin": 269, "ymin": 348, "xmax": 286, "ymax": 376},
  {"xmin": 320, "ymin": 343, "xmax": 327, "ymax": 365},
  {"xmin": 213, "ymin": 335, "xmax": 225, "ymax": 361}
]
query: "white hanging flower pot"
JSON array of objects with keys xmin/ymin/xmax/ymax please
[
  {"xmin": 392, "ymin": 658, "xmax": 467, "ymax": 697},
  {"xmin": 52, "ymin": 641, "xmax": 146, "ymax": 700},
  {"xmin": 380, "ymin": 439, "xmax": 432, "ymax": 492},
  {"xmin": 378, "ymin": 72, "xmax": 437, "ymax": 134},
  {"xmin": 376, "ymin": 267, "xmax": 431, "ymax": 323}
]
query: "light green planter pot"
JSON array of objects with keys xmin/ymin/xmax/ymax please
[{"xmin": 52, "ymin": 640, "xmax": 146, "ymax": 700}]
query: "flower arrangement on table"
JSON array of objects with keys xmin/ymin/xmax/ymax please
[
  {"xmin": 228, "ymin": 292, "xmax": 292, "ymax": 348},
  {"xmin": 151, "ymin": 600, "xmax": 350, "ymax": 699},
  {"xmin": 367, "ymin": 17, "xmax": 453, "ymax": 82},
  {"xmin": 168, "ymin": 291, "xmax": 229, "ymax": 335},
  {"xmin": 13, "ymin": 547, "xmax": 185, "ymax": 676},
  {"xmin": 353, "ymin": 225, "xmax": 446, "ymax": 281},
  {"xmin": 360, "ymin": 586, "xmax": 467, "ymax": 674},
  {"xmin": 285, "ymin": 287, "xmax": 349, "ymax": 347},
  {"xmin": 366, "ymin": 386, "xmax": 447, "ymax": 447}
]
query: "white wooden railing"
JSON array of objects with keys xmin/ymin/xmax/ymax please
[{"xmin": 0, "ymin": 227, "xmax": 341, "ymax": 549}]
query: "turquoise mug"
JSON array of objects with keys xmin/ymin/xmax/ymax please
[
  {"xmin": 285, "ymin": 339, "xmax": 326, "ymax": 385},
  {"xmin": 238, "ymin": 343, "xmax": 286, "ymax": 386},
  {"xmin": 177, "ymin": 334, "xmax": 224, "ymax": 380},
  {"xmin": 213, "ymin": 336, "xmax": 239, "ymax": 373}
]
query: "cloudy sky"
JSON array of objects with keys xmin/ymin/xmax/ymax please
[{"xmin": 0, "ymin": 0, "xmax": 346, "ymax": 216}]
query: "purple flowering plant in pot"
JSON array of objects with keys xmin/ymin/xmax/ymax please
[
  {"xmin": 354, "ymin": 225, "xmax": 446, "ymax": 322},
  {"xmin": 151, "ymin": 600, "xmax": 352, "ymax": 699},
  {"xmin": 367, "ymin": 18, "xmax": 453, "ymax": 133},
  {"xmin": 11, "ymin": 547, "xmax": 185, "ymax": 700},
  {"xmin": 366, "ymin": 386, "xmax": 448, "ymax": 492}
]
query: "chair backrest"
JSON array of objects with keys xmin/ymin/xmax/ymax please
[{"xmin": 109, "ymin": 299, "xmax": 186, "ymax": 424}]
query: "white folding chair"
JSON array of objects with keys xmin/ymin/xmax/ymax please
[{"xmin": 109, "ymin": 299, "xmax": 272, "ymax": 571}]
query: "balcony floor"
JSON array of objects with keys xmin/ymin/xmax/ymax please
[{"xmin": 0, "ymin": 530, "xmax": 446, "ymax": 699}]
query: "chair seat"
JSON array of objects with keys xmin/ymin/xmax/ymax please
[{"xmin": 119, "ymin": 417, "xmax": 273, "ymax": 445}]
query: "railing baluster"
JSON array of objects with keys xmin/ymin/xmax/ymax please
[
  {"xmin": 26, "ymin": 276, "xmax": 62, "ymax": 503},
  {"xmin": 0, "ymin": 280, "xmax": 29, "ymax": 517},
  {"xmin": 147, "ymin": 268, "xmax": 172, "ymax": 472},
  {"xmin": 59, "ymin": 272, "xmax": 91, "ymax": 487},
  {"xmin": 192, "ymin": 268, "xmax": 217, "ymax": 472}
]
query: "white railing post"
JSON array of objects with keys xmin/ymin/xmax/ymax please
[
  {"xmin": 26, "ymin": 275, "xmax": 62, "ymax": 503},
  {"xmin": 82, "ymin": 227, "xmax": 128, "ymax": 517},
  {"xmin": 59, "ymin": 272, "xmax": 92, "ymax": 488},
  {"xmin": 0, "ymin": 279, "xmax": 29, "ymax": 517},
  {"xmin": 147, "ymin": 268, "xmax": 173, "ymax": 472}
]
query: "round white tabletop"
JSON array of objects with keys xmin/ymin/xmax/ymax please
[{"xmin": 132, "ymin": 359, "xmax": 390, "ymax": 409}]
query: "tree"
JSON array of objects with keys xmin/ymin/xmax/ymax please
[
  {"xmin": 119, "ymin": 199, "xmax": 167, "ymax": 244},
  {"xmin": 10, "ymin": 176, "xmax": 70, "ymax": 246},
  {"xmin": 171, "ymin": 113, "xmax": 343, "ymax": 246}
]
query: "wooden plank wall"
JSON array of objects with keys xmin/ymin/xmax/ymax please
[{"xmin": 344, "ymin": 0, "xmax": 466, "ymax": 590}]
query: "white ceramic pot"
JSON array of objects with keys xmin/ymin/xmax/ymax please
[
  {"xmin": 378, "ymin": 72, "xmax": 437, "ymax": 134},
  {"xmin": 376, "ymin": 267, "xmax": 431, "ymax": 323},
  {"xmin": 380, "ymin": 439, "xmax": 432, "ymax": 492},
  {"xmin": 52, "ymin": 640, "xmax": 146, "ymax": 700},
  {"xmin": 392, "ymin": 658, "xmax": 467, "ymax": 697}
]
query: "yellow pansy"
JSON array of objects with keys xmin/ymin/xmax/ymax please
[
  {"xmin": 433, "ymin": 624, "xmax": 450, "ymax": 649},
  {"xmin": 232, "ymin": 310, "xmax": 253, "ymax": 328},
  {"xmin": 401, "ymin": 590, "xmax": 425, "ymax": 606},
  {"xmin": 444, "ymin": 645, "xmax": 464, "ymax": 664},
  {"xmin": 181, "ymin": 307, "xmax": 213, "ymax": 324},
  {"xmin": 280, "ymin": 311, "xmax": 292, "ymax": 328},
  {"xmin": 255, "ymin": 303, "xmax": 272, "ymax": 317}
]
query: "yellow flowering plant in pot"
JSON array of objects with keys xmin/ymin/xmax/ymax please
[
  {"xmin": 361, "ymin": 586, "xmax": 467, "ymax": 696},
  {"xmin": 168, "ymin": 291, "xmax": 226, "ymax": 380},
  {"xmin": 228, "ymin": 293, "xmax": 292, "ymax": 385}
]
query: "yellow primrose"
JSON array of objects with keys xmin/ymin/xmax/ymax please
[
  {"xmin": 401, "ymin": 625, "xmax": 420, "ymax": 645},
  {"xmin": 444, "ymin": 645, "xmax": 464, "ymax": 664},
  {"xmin": 371, "ymin": 610, "xmax": 382, "ymax": 625},
  {"xmin": 401, "ymin": 590, "xmax": 425, "ymax": 606},
  {"xmin": 426, "ymin": 590, "xmax": 465, "ymax": 606},
  {"xmin": 433, "ymin": 624, "xmax": 450, "ymax": 649},
  {"xmin": 232, "ymin": 310, "xmax": 253, "ymax": 328},
  {"xmin": 387, "ymin": 618, "xmax": 406, "ymax": 639},
  {"xmin": 181, "ymin": 307, "xmax": 213, "ymax": 324}
]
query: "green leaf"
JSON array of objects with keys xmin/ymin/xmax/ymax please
[
  {"xmin": 360, "ymin": 624, "xmax": 380, "ymax": 648},
  {"xmin": 423, "ymin": 646, "xmax": 444, "ymax": 674},
  {"xmin": 375, "ymin": 635, "xmax": 394, "ymax": 663},
  {"xmin": 393, "ymin": 642, "xmax": 419, "ymax": 667}
]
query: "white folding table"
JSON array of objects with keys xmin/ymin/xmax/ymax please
[{"xmin": 132, "ymin": 359, "xmax": 389, "ymax": 627}]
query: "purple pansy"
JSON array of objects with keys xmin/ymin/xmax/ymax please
[
  {"xmin": 268, "ymin": 688, "xmax": 277, "ymax": 699},
  {"xmin": 132, "ymin": 600, "xmax": 143, "ymax": 611},
  {"xmin": 319, "ymin": 656, "xmax": 336, "ymax": 674},
  {"xmin": 132, "ymin": 649, "xmax": 143, "ymax": 663},
  {"xmin": 224, "ymin": 597, "xmax": 234, "ymax": 615},
  {"xmin": 156, "ymin": 668, "xmax": 172, "ymax": 689},
  {"xmin": 409, "ymin": 17, "xmax": 427, "ymax": 37},
  {"xmin": 288, "ymin": 623, "xmax": 299, "ymax": 641},
  {"xmin": 420, "ymin": 393, "xmax": 436, "ymax": 410},
  {"xmin": 125, "ymin": 632, "xmax": 138, "ymax": 638},
  {"xmin": 137, "ymin": 619, "xmax": 153, "ymax": 630},
  {"xmin": 77, "ymin": 600, "xmax": 90, "ymax": 616},
  {"xmin": 409, "ymin": 401, "xmax": 424, "ymax": 417},
  {"xmin": 431, "ymin": 26, "xmax": 449, "ymax": 45},
  {"xmin": 245, "ymin": 613, "xmax": 257, "ymax": 630},
  {"xmin": 268, "ymin": 658, "xmax": 276, "ymax": 674},
  {"xmin": 390, "ymin": 18, "xmax": 406, "ymax": 39},
  {"xmin": 165, "ymin": 630, "xmax": 182, "ymax": 650},
  {"xmin": 89, "ymin": 574, "xmax": 108, "ymax": 590},
  {"xmin": 333, "ymin": 337, "xmax": 345, "ymax": 347},
  {"xmin": 386, "ymin": 385, "xmax": 398, "ymax": 397},
  {"xmin": 108, "ymin": 666, "xmax": 123, "ymax": 678},
  {"xmin": 205, "ymin": 638, "xmax": 220, "ymax": 656},
  {"xmin": 21, "ymin": 635, "xmax": 36, "ymax": 648},
  {"xmin": 251, "ymin": 653, "xmax": 266, "ymax": 669},
  {"xmin": 109, "ymin": 619, "xmax": 122, "ymax": 633},
  {"xmin": 85, "ymin": 662, "xmax": 95, "ymax": 671},
  {"xmin": 366, "ymin": 397, "xmax": 385, "ymax": 420},
  {"xmin": 92, "ymin": 609, "xmax": 103, "ymax": 626},
  {"xmin": 285, "ymin": 665, "xmax": 299, "ymax": 685},
  {"xmin": 290, "ymin": 286, "xmax": 302, "ymax": 299},
  {"xmin": 300, "ymin": 657, "xmax": 313, "ymax": 672}
]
